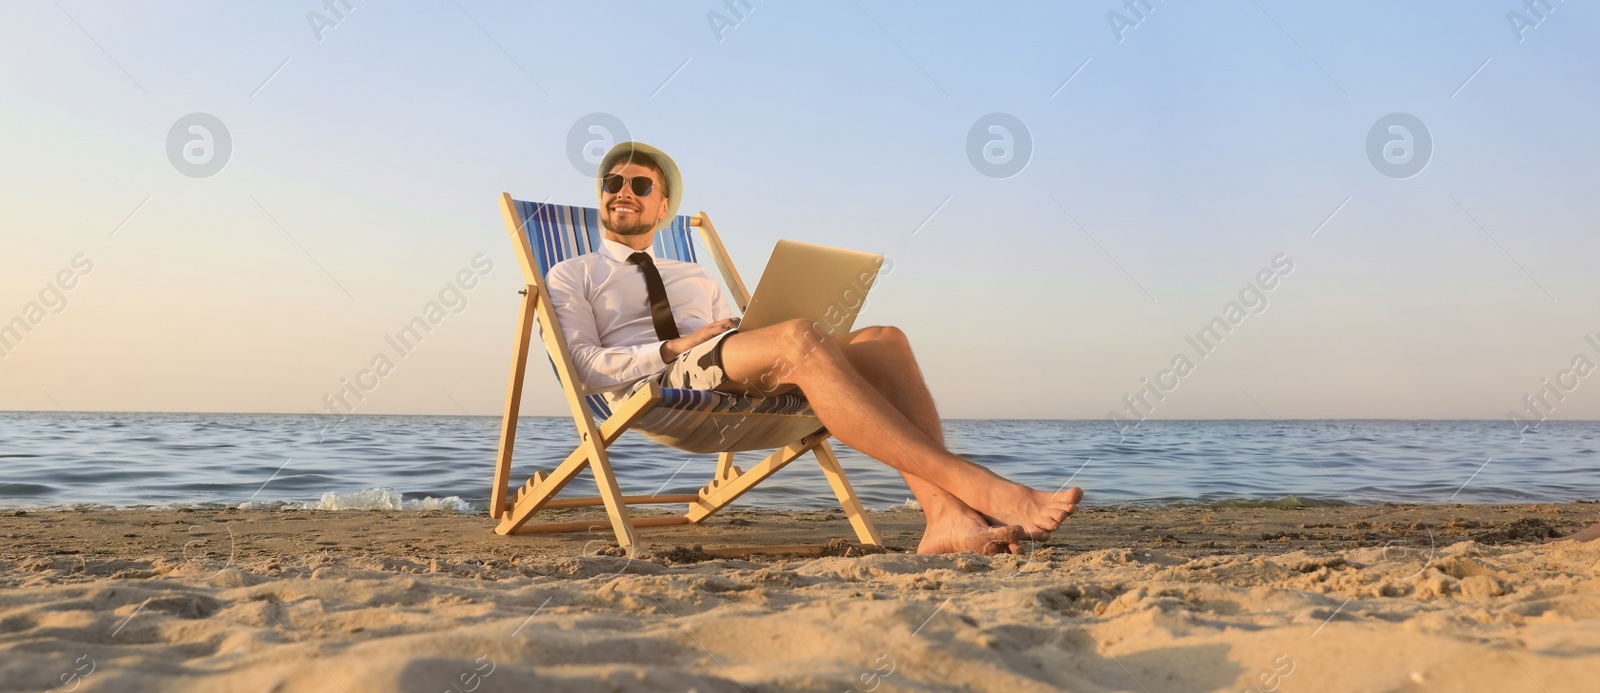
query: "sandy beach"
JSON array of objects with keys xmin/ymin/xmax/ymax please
[{"xmin": 1, "ymin": 502, "xmax": 1596, "ymax": 692}]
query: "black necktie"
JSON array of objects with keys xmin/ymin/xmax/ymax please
[{"xmin": 627, "ymin": 252, "xmax": 680, "ymax": 341}]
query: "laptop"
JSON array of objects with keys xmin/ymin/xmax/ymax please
[{"xmin": 739, "ymin": 239, "xmax": 884, "ymax": 337}]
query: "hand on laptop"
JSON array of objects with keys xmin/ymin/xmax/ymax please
[{"xmin": 660, "ymin": 317, "xmax": 740, "ymax": 362}]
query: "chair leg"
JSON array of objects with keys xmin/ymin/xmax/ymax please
[
  {"xmin": 813, "ymin": 441, "xmax": 883, "ymax": 546},
  {"xmin": 495, "ymin": 386, "xmax": 663, "ymax": 544},
  {"xmin": 496, "ymin": 441, "xmax": 594, "ymax": 535},
  {"xmin": 497, "ymin": 448, "xmax": 639, "ymax": 547},
  {"xmin": 716, "ymin": 451, "xmax": 735, "ymax": 478},
  {"xmin": 490, "ymin": 289, "xmax": 538, "ymax": 519},
  {"xmin": 686, "ymin": 437, "xmax": 823, "ymax": 523},
  {"xmin": 586, "ymin": 442, "xmax": 639, "ymax": 554}
]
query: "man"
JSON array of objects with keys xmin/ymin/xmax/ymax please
[{"xmin": 545, "ymin": 141, "xmax": 1083, "ymax": 555}]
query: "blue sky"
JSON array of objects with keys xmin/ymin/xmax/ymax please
[{"xmin": 2, "ymin": 0, "xmax": 1598, "ymax": 420}]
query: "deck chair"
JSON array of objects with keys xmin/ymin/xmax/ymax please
[{"xmin": 489, "ymin": 194, "xmax": 883, "ymax": 554}]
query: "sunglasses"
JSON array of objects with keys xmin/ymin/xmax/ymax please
[{"xmin": 601, "ymin": 173, "xmax": 656, "ymax": 197}]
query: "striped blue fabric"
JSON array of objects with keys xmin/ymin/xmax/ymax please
[
  {"xmin": 514, "ymin": 199, "xmax": 697, "ymax": 275},
  {"xmin": 658, "ymin": 388, "xmax": 812, "ymax": 415},
  {"xmin": 508, "ymin": 199, "xmax": 820, "ymax": 452},
  {"xmin": 635, "ymin": 388, "xmax": 823, "ymax": 454}
]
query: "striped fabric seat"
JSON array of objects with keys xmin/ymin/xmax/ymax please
[{"xmin": 510, "ymin": 199, "xmax": 822, "ymax": 453}]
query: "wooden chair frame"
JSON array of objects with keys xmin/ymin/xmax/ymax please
[{"xmin": 489, "ymin": 193, "xmax": 882, "ymax": 555}]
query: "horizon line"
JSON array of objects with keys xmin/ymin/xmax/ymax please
[{"xmin": 1, "ymin": 409, "xmax": 1592, "ymax": 423}]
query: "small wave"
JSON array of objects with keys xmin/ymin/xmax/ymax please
[
  {"xmin": 315, "ymin": 487, "xmax": 471, "ymax": 512},
  {"xmin": 876, "ymin": 498, "xmax": 921, "ymax": 512},
  {"xmin": 236, "ymin": 487, "xmax": 472, "ymax": 513},
  {"xmin": 1210, "ymin": 495, "xmax": 1352, "ymax": 509}
]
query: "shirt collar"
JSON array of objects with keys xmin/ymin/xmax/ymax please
[{"xmin": 601, "ymin": 237, "xmax": 655, "ymax": 263}]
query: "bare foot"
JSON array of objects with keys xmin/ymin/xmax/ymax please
[
  {"xmin": 918, "ymin": 512, "xmax": 1027, "ymax": 555},
  {"xmin": 964, "ymin": 480, "xmax": 1083, "ymax": 540},
  {"xmin": 1546, "ymin": 523, "xmax": 1600, "ymax": 543}
]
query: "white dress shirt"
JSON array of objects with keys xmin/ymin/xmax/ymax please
[{"xmin": 542, "ymin": 237, "xmax": 733, "ymax": 397}]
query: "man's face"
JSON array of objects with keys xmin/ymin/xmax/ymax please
[{"xmin": 599, "ymin": 162, "xmax": 668, "ymax": 237}]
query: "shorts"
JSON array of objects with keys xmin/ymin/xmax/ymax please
[{"xmin": 611, "ymin": 329, "xmax": 738, "ymax": 403}]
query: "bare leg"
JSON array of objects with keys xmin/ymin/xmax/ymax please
[
  {"xmin": 718, "ymin": 319, "xmax": 1081, "ymax": 539},
  {"xmin": 838, "ymin": 327, "xmax": 1024, "ymax": 554}
]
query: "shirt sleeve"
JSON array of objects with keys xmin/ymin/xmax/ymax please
[
  {"xmin": 710, "ymin": 271, "xmax": 735, "ymax": 322},
  {"xmin": 543, "ymin": 261, "xmax": 669, "ymax": 393}
]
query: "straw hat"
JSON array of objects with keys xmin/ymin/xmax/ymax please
[{"xmin": 595, "ymin": 141, "xmax": 683, "ymax": 232}]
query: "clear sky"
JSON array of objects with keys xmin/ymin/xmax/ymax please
[{"xmin": 2, "ymin": 0, "xmax": 1598, "ymax": 421}]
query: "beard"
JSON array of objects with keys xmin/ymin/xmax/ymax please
[{"xmin": 601, "ymin": 207, "xmax": 657, "ymax": 237}]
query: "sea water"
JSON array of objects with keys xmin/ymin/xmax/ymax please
[{"xmin": 1, "ymin": 413, "xmax": 1596, "ymax": 512}]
